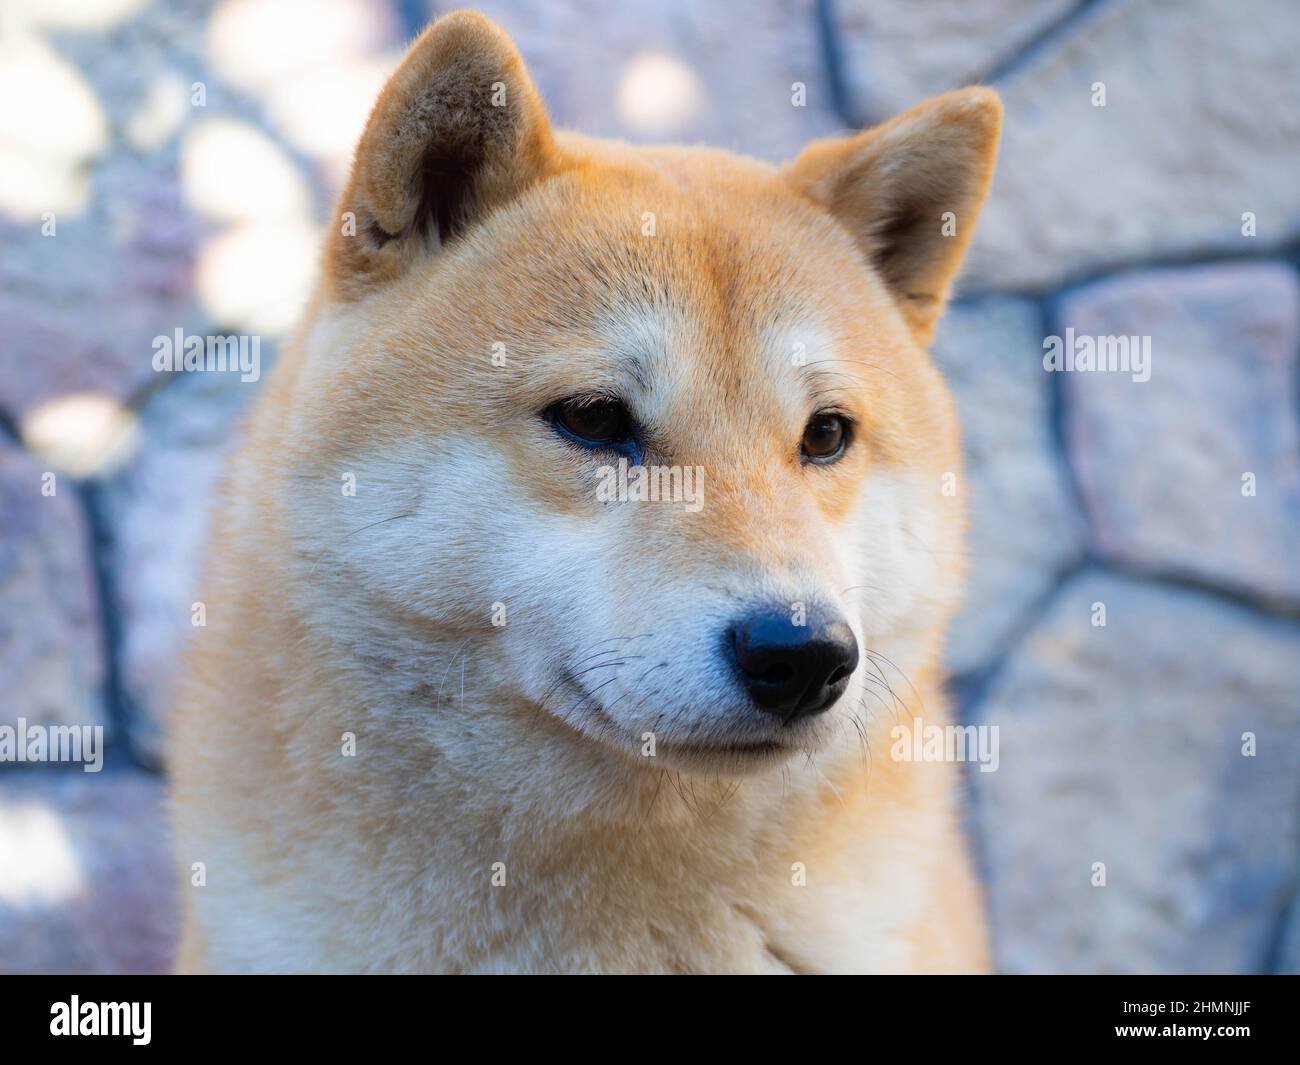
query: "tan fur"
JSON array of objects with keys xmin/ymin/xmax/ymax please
[{"xmin": 171, "ymin": 11, "xmax": 1002, "ymax": 974}]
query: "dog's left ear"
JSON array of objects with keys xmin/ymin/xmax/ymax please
[{"xmin": 783, "ymin": 88, "xmax": 1002, "ymax": 345}]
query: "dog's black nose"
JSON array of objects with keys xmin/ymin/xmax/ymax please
[{"xmin": 729, "ymin": 608, "xmax": 859, "ymax": 722}]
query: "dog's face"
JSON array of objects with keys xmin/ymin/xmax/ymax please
[{"xmin": 284, "ymin": 13, "xmax": 1000, "ymax": 775}]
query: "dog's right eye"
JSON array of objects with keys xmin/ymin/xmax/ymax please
[{"xmin": 544, "ymin": 397, "xmax": 639, "ymax": 455}]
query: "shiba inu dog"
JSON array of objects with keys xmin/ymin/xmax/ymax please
[{"xmin": 171, "ymin": 10, "xmax": 1001, "ymax": 974}]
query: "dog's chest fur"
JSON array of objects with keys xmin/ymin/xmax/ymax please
[{"xmin": 183, "ymin": 716, "xmax": 950, "ymax": 974}]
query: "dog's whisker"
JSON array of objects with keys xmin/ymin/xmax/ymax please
[
  {"xmin": 849, "ymin": 710, "xmax": 872, "ymax": 783},
  {"xmin": 862, "ymin": 648, "xmax": 924, "ymax": 714},
  {"xmin": 434, "ymin": 636, "xmax": 473, "ymax": 714},
  {"xmin": 304, "ymin": 510, "xmax": 419, "ymax": 580}
]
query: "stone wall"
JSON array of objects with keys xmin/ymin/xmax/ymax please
[{"xmin": 1, "ymin": 0, "xmax": 1296, "ymax": 973}]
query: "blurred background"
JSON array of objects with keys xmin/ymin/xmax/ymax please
[{"xmin": 1, "ymin": 0, "xmax": 1297, "ymax": 974}]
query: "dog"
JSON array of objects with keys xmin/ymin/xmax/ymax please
[{"xmin": 170, "ymin": 10, "xmax": 1002, "ymax": 974}]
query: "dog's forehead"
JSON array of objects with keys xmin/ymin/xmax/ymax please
[
  {"xmin": 522, "ymin": 191, "xmax": 863, "ymax": 421},
  {"xmin": 395, "ymin": 167, "xmax": 907, "ymax": 437},
  {"xmin": 590, "ymin": 298, "xmax": 844, "ymax": 429}
]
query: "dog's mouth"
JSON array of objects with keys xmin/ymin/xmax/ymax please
[
  {"xmin": 649, "ymin": 734, "xmax": 810, "ymax": 776},
  {"xmin": 659, "ymin": 738, "xmax": 788, "ymax": 759},
  {"xmin": 556, "ymin": 669, "xmax": 813, "ymax": 772}
]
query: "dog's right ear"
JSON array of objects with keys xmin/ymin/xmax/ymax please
[{"xmin": 327, "ymin": 11, "xmax": 556, "ymax": 299}]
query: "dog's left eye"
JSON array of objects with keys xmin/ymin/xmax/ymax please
[
  {"xmin": 801, "ymin": 412, "xmax": 851, "ymax": 464},
  {"xmin": 545, "ymin": 397, "xmax": 638, "ymax": 453}
]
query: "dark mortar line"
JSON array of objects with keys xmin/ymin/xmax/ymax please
[
  {"xmin": 76, "ymin": 477, "xmax": 155, "ymax": 776},
  {"xmin": 947, "ymin": 295, "xmax": 1092, "ymax": 716},
  {"xmin": 961, "ymin": 242, "xmax": 1300, "ymax": 302},
  {"xmin": 976, "ymin": 0, "xmax": 1107, "ymax": 88},
  {"xmin": 1037, "ymin": 291, "xmax": 1096, "ymax": 541},
  {"xmin": 949, "ymin": 557, "xmax": 1086, "ymax": 719},
  {"xmin": 1096, "ymin": 555, "xmax": 1300, "ymax": 622},
  {"xmin": 951, "ymin": 542, "xmax": 1300, "ymax": 719},
  {"xmin": 0, "ymin": 406, "xmax": 21, "ymax": 445},
  {"xmin": 814, "ymin": 0, "xmax": 859, "ymax": 130},
  {"xmin": 961, "ymin": 746, "xmax": 1007, "ymax": 898},
  {"xmin": 956, "ymin": 754, "xmax": 992, "ymax": 900},
  {"xmin": 952, "ymin": 560, "xmax": 1091, "ymax": 906},
  {"xmin": 1260, "ymin": 785, "xmax": 1300, "ymax": 974},
  {"xmin": 1290, "ymin": 259, "xmax": 1300, "ymax": 503},
  {"xmin": 962, "ymin": 768, "xmax": 995, "ymax": 895},
  {"xmin": 953, "ymin": 559, "xmax": 1086, "ymax": 900},
  {"xmin": 820, "ymin": 0, "xmax": 1106, "ymax": 131}
]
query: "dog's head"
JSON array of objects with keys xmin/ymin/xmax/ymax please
[{"xmin": 283, "ymin": 12, "xmax": 1000, "ymax": 776}]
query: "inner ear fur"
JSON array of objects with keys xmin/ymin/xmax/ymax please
[
  {"xmin": 783, "ymin": 87, "xmax": 1002, "ymax": 344},
  {"xmin": 327, "ymin": 11, "xmax": 556, "ymax": 299}
]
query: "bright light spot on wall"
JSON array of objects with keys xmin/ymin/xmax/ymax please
[
  {"xmin": 264, "ymin": 57, "xmax": 394, "ymax": 185},
  {"xmin": 207, "ymin": 0, "xmax": 398, "ymax": 191},
  {"xmin": 196, "ymin": 221, "xmax": 320, "ymax": 337},
  {"xmin": 617, "ymin": 52, "xmax": 701, "ymax": 136},
  {"xmin": 182, "ymin": 118, "xmax": 313, "ymax": 224},
  {"xmin": 0, "ymin": 36, "xmax": 108, "ymax": 218},
  {"xmin": 0, "ymin": 802, "xmax": 86, "ymax": 908},
  {"xmin": 207, "ymin": 0, "xmax": 390, "ymax": 95},
  {"xmin": 3, "ymin": 0, "xmax": 150, "ymax": 32},
  {"xmin": 22, "ymin": 393, "xmax": 141, "ymax": 477}
]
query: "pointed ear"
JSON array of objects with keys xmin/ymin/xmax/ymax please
[
  {"xmin": 327, "ymin": 11, "xmax": 556, "ymax": 299},
  {"xmin": 783, "ymin": 88, "xmax": 1002, "ymax": 344}
]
